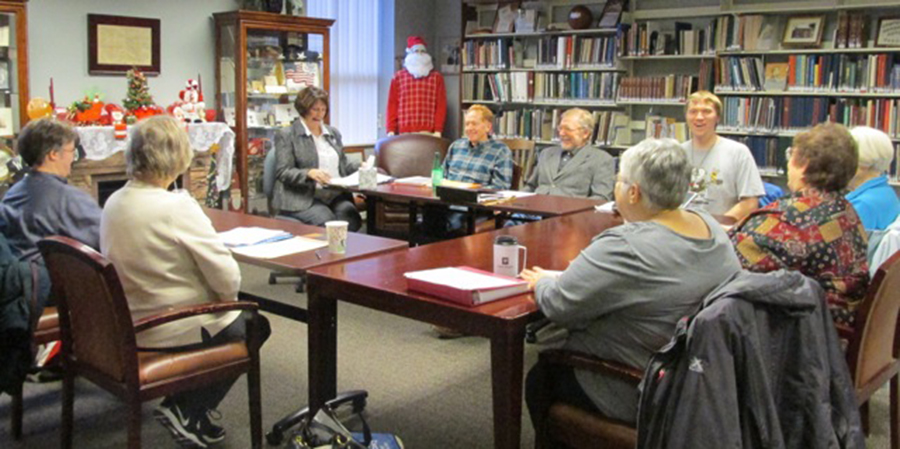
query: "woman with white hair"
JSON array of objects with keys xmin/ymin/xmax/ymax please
[
  {"xmin": 847, "ymin": 126, "xmax": 900, "ymax": 231},
  {"xmin": 520, "ymin": 138, "xmax": 741, "ymax": 433},
  {"xmin": 101, "ymin": 116, "xmax": 270, "ymax": 448}
]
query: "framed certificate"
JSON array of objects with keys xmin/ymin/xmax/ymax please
[
  {"xmin": 88, "ymin": 14, "xmax": 161, "ymax": 75},
  {"xmin": 877, "ymin": 17, "xmax": 900, "ymax": 47}
]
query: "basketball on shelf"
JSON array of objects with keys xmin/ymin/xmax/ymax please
[{"xmin": 568, "ymin": 5, "xmax": 593, "ymax": 30}]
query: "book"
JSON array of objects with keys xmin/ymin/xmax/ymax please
[
  {"xmin": 764, "ymin": 62, "xmax": 789, "ymax": 91},
  {"xmin": 598, "ymin": 0, "xmax": 625, "ymax": 28},
  {"xmin": 404, "ymin": 266, "xmax": 530, "ymax": 306}
]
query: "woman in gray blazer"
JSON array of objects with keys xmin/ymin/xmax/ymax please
[{"xmin": 273, "ymin": 86, "xmax": 361, "ymax": 231}]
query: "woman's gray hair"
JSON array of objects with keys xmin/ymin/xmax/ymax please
[
  {"xmin": 851, "ymin": 126, "xmax": 893, "ymax": 173},
  {"xmin": 619, "ymin": 138, "xmax": 691, "ymax": 211},
  {"xmin": 126, "ymin": 115, "xmax": 193, "ymax": 182}
]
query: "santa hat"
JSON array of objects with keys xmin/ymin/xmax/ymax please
[{"xmin": 406, "ymin": 36, "xmax": 426, "ymax": 53}]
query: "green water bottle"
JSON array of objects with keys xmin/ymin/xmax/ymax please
[{"xmin": 431, "ymin": 151, "xmax": 443, "ymax": 192}]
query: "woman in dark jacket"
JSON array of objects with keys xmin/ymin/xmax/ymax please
[{"xmin": 273, "ymin": 86, "xmax": 361, "ymax": 231}]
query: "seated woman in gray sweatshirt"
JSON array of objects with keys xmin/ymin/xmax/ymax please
[{"xmin": 521, "ymin": 138, "xmax": 742, "ymax": 433}]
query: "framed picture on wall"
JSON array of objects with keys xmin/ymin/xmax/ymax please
[
  {"xmin": 781, "ymin": 15, "xmax": 826, "ymax": 48},
  {"xmin": 439, "ymin": 37, "xmax": 460, "ymax": 74},
  {"xmin": 88, "ymin": 14, "xmax": 161, "ymax": 75}
]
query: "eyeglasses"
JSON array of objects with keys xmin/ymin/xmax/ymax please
[{"xmin": 785, "ymin": 146, "xmax": 793, "ymax": 161}]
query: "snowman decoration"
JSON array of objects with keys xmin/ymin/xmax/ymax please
[{"xmin": 178, "ymin": 79, "xmax": 205, "ymax": 123}]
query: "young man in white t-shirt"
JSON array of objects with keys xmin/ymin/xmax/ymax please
[{"xmin": 680, "ymin": 91, "xmax": 765, "ymax": 221}]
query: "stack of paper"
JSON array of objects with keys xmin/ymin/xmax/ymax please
[
  {"xmin": 328, "ymin": 171, "xmax": 394, "ymax": 187},
  {"xmin": 218, "ymin": 227, "xmax": 292, "ymax": 247},
  {"xmin": 394, "ymin": 176, "xmax": 432, "ymax": 186},
  {"xmin": 231, "ymin": 236, "xmax": 328, "ymax": 259}
]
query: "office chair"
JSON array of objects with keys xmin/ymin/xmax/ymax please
[
  {"xmin": 38, "ymin": 236, "xmax": 263, "ymax": 449},
  {"xmin": 263, "ymin": 148, "xmax": 307, "ymax": 292}
]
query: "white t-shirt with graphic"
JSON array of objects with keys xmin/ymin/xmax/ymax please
[{"xmin": 680, "ymin": 136, "xmax": 765, "ymax": 215}]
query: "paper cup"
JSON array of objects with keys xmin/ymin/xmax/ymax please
[{"xmin": 325, "ymin": 220, "xmax": 349, "ymax": 254}]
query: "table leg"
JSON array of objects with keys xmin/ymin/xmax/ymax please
[
  {"xmin": 366, "ymin": 196, "xmax": 379, "ymax": 236},
  {"xmin": 409, "ymin": 202, "xmax": 420, "ymax": 244},
  {"xmin": 490, "ymin": 326, "xmax": 525, "ymax": 449},
  {"xmin": 308, "ymin": 288, "xmax": 337, "ymax": 412}
]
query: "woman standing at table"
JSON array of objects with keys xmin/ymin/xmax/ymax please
[
  {"xmin": 273, "ymin": 86, "xmax": 362, "ymax": 231},
  {"xmin": 102, "ymin": 116, "xmax": 270, "ymax": 447},
  {"xmin": 520, "ymin": 138, "xmax": 741, "ymax": 432}
]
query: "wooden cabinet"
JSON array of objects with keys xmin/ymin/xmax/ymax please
[
  {"xmin": 213, "ymin": 11, "xmax": 333, "ymax": 212},
  {"xmin": 0, "ymin": 0, "xmax": 27, "ymax": 136}
]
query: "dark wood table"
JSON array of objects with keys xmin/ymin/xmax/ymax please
[
  {"xmin": 350, "ymin": 182, "xmax": 604, "ymax": 240},
  {"xmin": 305, "ymin": 209, "xmax": 624, "ymax": 449},
  {"xmin": 204, "ymin": 207, "xmax": 409, "ymax": 319}
]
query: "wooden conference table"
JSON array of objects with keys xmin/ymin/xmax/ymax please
[
  {"xmin": 204, "ymin": 207, "xmax": 408, "ymax": 319},
  {"xmin": 353, "ymin": 182, "xmax": 604, "ymax": 239},
  {"xmin": 305, "ymin": 209, "xmax": 625, "ymax": 449}
]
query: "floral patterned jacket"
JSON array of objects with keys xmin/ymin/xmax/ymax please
[{"xmin": 728, "ymin": 189, "xmax": 869, "ymax": 332}]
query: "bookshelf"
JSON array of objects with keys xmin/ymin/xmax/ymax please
[
  {"xmin": 459, "ymin": 0, "xmax": 900, "ymax": 186},
  {"xmin": 460, "ymin": 1, "xmax": 631, "ymax": 151}
]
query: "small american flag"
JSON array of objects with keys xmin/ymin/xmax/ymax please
[{"xmin": 285, "ymin": 62, "xmax": 320, "ymax": 89}]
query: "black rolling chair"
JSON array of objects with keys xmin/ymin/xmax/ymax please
[{"xmin": 263, "ymin": 148, "xmax": 306, "ymax": 293}]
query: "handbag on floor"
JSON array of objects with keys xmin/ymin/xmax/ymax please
[{"xmin": 287, "ymin": 402, "xmax": 371, "ymax": 449}]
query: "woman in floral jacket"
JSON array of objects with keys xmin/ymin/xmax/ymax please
[{"xmin": 729, "ymin": 122, "xmax": 869, "ymax": 333}]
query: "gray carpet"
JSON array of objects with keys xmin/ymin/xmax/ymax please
[{"xmin": 0, "ymin": 263, "xmax": 893, "ymax": 448}]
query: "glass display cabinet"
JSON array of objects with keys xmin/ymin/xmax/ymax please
[
  {"xmin": 0, "ymin": 0, "xmax": 27, "ymax": 138},
  {"xmin": 214, "ymin": 11, "xmax": 332, "ymax": 212}
]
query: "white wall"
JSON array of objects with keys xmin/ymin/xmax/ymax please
[
  {"xmin": 28, "ymin": 0, "xmax": 239, "ymax": 110},
  {"xmin": 383, "ymin": 0, "xmax": 462, "ymax": 139}
]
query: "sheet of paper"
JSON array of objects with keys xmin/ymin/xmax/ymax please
[
  {"xmin": 405, "ymin": 267, "xmax": 520, "ymax": 290},
  {"xmin": 496, "ymin": 190, "xmax": 536, "ymax": 199},
  {"xmin": 595, "ymin": 202, "xmax": 616, "ymax": 213},
  {"xmin": 394, "ymin": 176, "xmax": 432, "ymax": 186},
  {"xmin": 328, "ymin": 171, "xmax": 393, "ymax": 187},
  {"xmin": 231, "ymin": 236, "xmax": 327, "ymax": 259},
  {"xmin": 218, "ymin": 227, "xmax": 291, "ymax": 247}
]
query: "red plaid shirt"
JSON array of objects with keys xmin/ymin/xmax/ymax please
[
  {"xmin": 386, "ymin": 69, "xmax": 447, "ymax": 134},
  {"xmin": 729, "ymin": 190, "xmax": 869, "ymax": 332}
]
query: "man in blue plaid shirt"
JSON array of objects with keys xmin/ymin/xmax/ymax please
[
  {"xmin": 424, "ymin": 105, "xmax": 513, "ymax": 241},
  {"xmin": 443, "ymin": 105, "xmax": 513, "ymax": 189}
]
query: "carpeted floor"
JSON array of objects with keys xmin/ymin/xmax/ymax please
[{"xmin": 0, "ymin": 262, "xmax": 893, "ymax": 448}]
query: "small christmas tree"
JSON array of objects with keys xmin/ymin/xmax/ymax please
[{"xmin": 122, "ymin": 67, "xmax": 154, "ymax": 112}]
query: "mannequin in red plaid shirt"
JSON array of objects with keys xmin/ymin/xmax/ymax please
[{"xmin": 386, "ymin": 36, "xmax": 447, "ymax": 137}]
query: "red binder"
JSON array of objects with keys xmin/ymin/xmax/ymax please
[{"xmin": 404, "ymin": 266, "xmax": 530, "ymax": 307}]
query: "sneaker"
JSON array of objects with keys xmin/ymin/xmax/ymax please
[
  {"xmin": 153, "ymin": 400, "xmax": 207, "ymax": 448},
  {"xmin": 196, "ymin": 409, "xmax": 226, "ymax": 445}
]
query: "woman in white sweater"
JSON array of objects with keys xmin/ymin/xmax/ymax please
[{"xmin": 101, "ymin": 115, "xmax": 269, "ymax": 448}]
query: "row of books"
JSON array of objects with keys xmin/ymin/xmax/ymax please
[
  {"xmin": 492, "ymin": 108, "xmax": 629, "ymax": 146},
  {"xmin": 717, "ymin": 15, "xmax": 776, "ymax": 52},
  {"xmin": 462, "ymin": 72, "xmax": 620, "ymax": 104},
  {"xmin": 533, "ymin": 72, "xmax": 620, "ymax": 103},
  {"xmin": 617, "ymin": 76, "xmax": 695, "ymax": 102},
  {"xmin": 645, "ymin": 115, "xmax": 689, "ymax": 141},
  {"xmin": 462, "ymin": 72, "xmax": 526, "ymax": 103},
  {"xmin": 719, "ymin": 96, "xmax": 900, "ymax": 138},
  {"xmin": 622, "ymin": 21, "xmax": 717, "ymax": 56},
  {"xmin": 461, "ymin": 39, "xmax": 514, "ymax": 69},
  {"xmin": 535, "ymin": 35, "xmax": 619, "ymax": 69},
  {"xmin": 715, "ymin": 56, "xmax": 765, "ymax": 91},
  {"xmin": 731, "ymin": 135, "xmax": 790, "ymax": 176},
  {"xmin": 780, "ymin": 54, "xmax": 900, "ymax": 93},
  {"xmin": 835, "ymin": 12, "xmax": 868, "ymax": 49}
]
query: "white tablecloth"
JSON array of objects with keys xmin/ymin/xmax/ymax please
[{"xmin": 75, "ymin": 122, "xmax": 235, "ymax": 190}]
